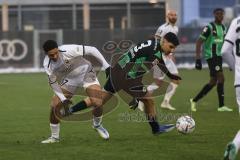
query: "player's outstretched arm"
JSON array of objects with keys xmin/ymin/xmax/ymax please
[
  {"xmin": 157, "ymin": 63, "xmax": 182, "ymax": 80},
  {"xmin": 195, "ymin": 39, "xmax": 203, "ymax": 70},
  {"xmin": 222, "ymin": 41, "xmax": 235, "ymax": 71},
  {"xmin": 48, "ymin": 74, "xmax": 67, "ymax": 102},
  {"xmin": 222, "ymin": 17, "xmax": 239, "ymax": 71},
  {"xmin": 84, "ymin": 46, "xmax": 110, "ymax": 70}
]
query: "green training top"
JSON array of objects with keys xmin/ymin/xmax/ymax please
[
  {"xmin": 199, "ymin": 22, "xmax": 226, "ymax": 60},
  {"xmin": 117, "ymin": 38, "xmax": 164, "ymax": 79}
]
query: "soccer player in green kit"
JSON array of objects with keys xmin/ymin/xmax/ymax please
[
  {"xmin": 190, "ymin": 8, "xmax": 232, "ymax": 112},
  {"xmin": 66, "ymin": 32, "xmax": 181, "ymax": 134}
]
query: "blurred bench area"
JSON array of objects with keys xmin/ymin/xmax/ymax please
[{"xmin": 0, "ymin": 0, "xmax": 237, "ymax": 72}]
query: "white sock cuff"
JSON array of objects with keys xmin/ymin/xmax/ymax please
[
  {"xmin": 147, "ymin": 83, "xmax": 159, "ymax": 93},
  {"xmin": 170, "ymin": 82, "xmax": 178, "ymax": 89},
  {"xmin": 93, "ymin": 116, "xmax": 103, "ymax": 126},
  {"xmin": 50, "ymin": 123, "xmax": 60, "ymax": 127},
  {"xmin": 163, "ymin": 82, "xmax": 178, "ymax": 102},
  {"xmin": 50, "ymin": 123, "xmax": 60, "ymax": 139}
]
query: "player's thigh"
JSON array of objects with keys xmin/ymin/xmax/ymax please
[
  {"xmin": 85, "ymin": 84, "xmax": 103, "ymax": 106},
  {"xmin": 85, "ymin": 84, "xmax": 102, "ymax": 95},
  {"xmin": 122, "ymin": 78, "xmax": 147, "ymax": 98}
]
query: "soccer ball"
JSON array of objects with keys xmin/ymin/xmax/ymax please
[{"xmin": 176, "ymin": 115, "xmax": 195, "ymax": 134}]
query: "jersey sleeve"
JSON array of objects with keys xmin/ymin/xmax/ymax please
[
  {"xmin": 155, "ymin": 25, "xmax": 165, "ymax": 38},
  {"xmin": 84, "ymin": 46, "xmax": 110, "ymax": 70},
  {"xmin": 224, "ymin": 18, "xmax": 239, "ymax": 44},
  {"xmin": 59, "ymin": 45, "xmax": 84, "ymax": 58},
  {"xmin": 175, "ymin": 27, "xmax": 179, "ymax": 35},
  {"xmin": 43, "ymin": 56, "xmax": 67, "ymax": 102},
  {"xmin": 222, "ymin": 18, "xmax": 239, "ymax": 70},
  {"xmin": 221, "ymin": 41, "xmax": 235, "ymax": 70},
  {"xmin": 199, "ymin": 25, "xmax": 211, "ymax": 40}
]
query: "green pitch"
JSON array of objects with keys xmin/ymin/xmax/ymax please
[{"xmin": 0, "ymin": 69, "xmax": 239, "ymax": 160}]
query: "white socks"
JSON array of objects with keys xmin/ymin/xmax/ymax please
[
  {"xmin": 163, "ymin": 82, "xmax": 178, "ymax": 103},
  {"xmin": 236, "ymin": 87, "xmax": 240, "ymax": 114},
  {"xmin": 93, "ymin": 116, "xmax": 102, "ymax": 127},
  {"xmin": 147, "ymin": 83, "xmax": 159, "ymax": 94},
  {"xmin": 50, "ymin": 123, "xmax": 60, "ymax": 139},
  {"xmin": 146, "ymin": 82, "xmax": 178, "ymax": 105},
  {"xmin": 233, "ymin": 130, "xmax": 240, "ymax": 151}
]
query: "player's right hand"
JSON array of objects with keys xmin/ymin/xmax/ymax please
[{"xmin": 195, "ymin": 59, "xmax": 202, "ymax": 70}]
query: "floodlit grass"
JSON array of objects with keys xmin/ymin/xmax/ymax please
[{"xmin": 0, "ymin": 69, "xmax": 239, "ymax": 160}]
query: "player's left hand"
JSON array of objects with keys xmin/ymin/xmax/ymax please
[{"xmin": 195, "ymin": 59, "xmax": 202, "ymax": 70}]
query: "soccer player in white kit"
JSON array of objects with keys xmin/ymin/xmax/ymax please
[
  {"xmin": 41, "ymin": 40, "xmax": 110, "ymax": 143},
  {"xmin": 221, "ymin": 16, "xmax": 240, "ymax": 160},
  {"xmin": 153, "ymin": 10, "xmax": 179, "ymax": 110}
]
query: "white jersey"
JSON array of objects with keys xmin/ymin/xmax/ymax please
[
  {"xmin": 44, "ymin": 45, "xmax": 91, "ymax": 86},
  {"xmin": 154, "ymin": 22, "xmax": 179, "ymax": 79},
  {"xmin": 221, "ymin": 17, "xmax": 240, "ymax": 86},
  {"xmin": 155, "ymin": 22, "xmax": 178, "ymax": 38},
  {"xmin": 43, "ymin": 44, "xmax": 109, "ymax": 101}
]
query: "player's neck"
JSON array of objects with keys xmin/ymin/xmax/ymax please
[
  {"xmin": 168, "ymin": 22, "xmax": 175, "ymax": 26},
  {"xmin": 214, "ymin": 21, "xmax": 222, "ymax": 25}
]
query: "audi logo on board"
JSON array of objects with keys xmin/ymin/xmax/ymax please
[{"xmin": 0, "ymin": 39, "xmax": 28, "ymax": 61}]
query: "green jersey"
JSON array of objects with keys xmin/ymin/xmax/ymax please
[
  {"xmin": 117, "ymin": 38, "xmax": 165, "ymax": 79},
  {"xmin": 199, "ymin": 22, "xmax": 226, "ymax": 59}
]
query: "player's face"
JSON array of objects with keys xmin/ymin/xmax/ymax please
[
  {"xmin": 161, "ymin": 39, "xmax": 176, "ymax": 54},
  {"xmin": 214, "ymin": 11, "xmax": 224, "ymax": 23},
  {"xmin": 47, "ymin": 48, "xmax": 59, "ymax": 62},
  {"xmin": 167, "ymin": 11, "xmax": 177, "ymax": 24}
]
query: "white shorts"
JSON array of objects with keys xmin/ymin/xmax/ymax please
[
  {"xmin": 61, "ymin": 64, "xmax": 100, "ymax": 94},
  {"xmin": 153, "ymin": 55, "xmax": 178, "ymax": 80},
  {"xmin": 61, "ymin": 79, "xmax": 100, "ymax": 94}
]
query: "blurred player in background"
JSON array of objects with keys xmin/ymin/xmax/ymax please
[
  {"xmin": 41, "ymin": 40, "xmax": 110, "ymax": 143},
  {"xmin": 190, "ymin": 8, "xmax": 232, "ymax": 112},
  {"xmin": 68, "ymin": 32, "xmax": 181, "ymax": 135},
  {"xmin": 221, "ymin": 16, "xmax": 240, "ymax": 160},
  {"xmin": 153, "ymin": 10, "xmax": 179, "ymax": 110}
]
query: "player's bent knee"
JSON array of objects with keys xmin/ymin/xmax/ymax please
[
  {"xmin": 50, "ymin": 96, "xmax": 62, "ymax": 108},
  {"xmin": 90, "ymin": 98, "xmax": 103, "ymax": 108}
]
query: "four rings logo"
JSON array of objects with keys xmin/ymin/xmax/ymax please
[{"xmin": 0, "ymin": 39, "xmax": 28, "ymax": 61}]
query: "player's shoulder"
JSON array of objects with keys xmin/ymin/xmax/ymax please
[
  {"xmin": 201, "ymin": 24, "xmax": 211, "ymax": 33},
  {"xmin": 227, "ymin": 17, "xmax": 240, "ymax": 32},
  {"xmin": 232, "ymin": 16, "xmax": 240, "ymax": 23},
  {"xmin": 59, "ymin": 44, "xmax": 82, "ymax": 54},
  {"xmin": 231, "ymin": 17, "xmax": 240, "ymax": 27},
  {"xmin": 59, "ymin": 44, "xmax": 76, "ymax": 51},
  {"xmin": 158, "ymin": 22, "xmax": 169, "ymax": 29}
]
